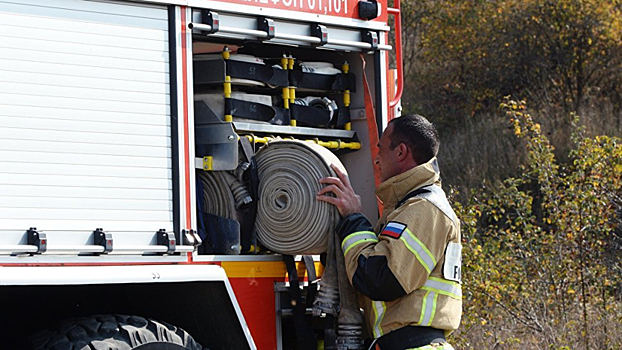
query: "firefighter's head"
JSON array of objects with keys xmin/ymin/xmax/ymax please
[{"xmin": 375, "ymin": 114, "xmax": 439, "ymax": 182}]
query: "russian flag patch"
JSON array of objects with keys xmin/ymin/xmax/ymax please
[{"xmin": 380, "ymin": 222, "xmax": 407, "ymax": 239}]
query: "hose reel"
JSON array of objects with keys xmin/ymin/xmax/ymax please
[{"xmin": 254, "ymin": 140, "xmax": 343, "ymax": 255}]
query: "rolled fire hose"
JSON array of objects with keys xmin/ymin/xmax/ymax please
[
  {"xmin": 255, "ymin": 140, "xmax": 364, "ymax": 349},
  {"xmin": 254, "ymin": 140, "xmax": 342, "ymax": 254},
  {"xmin": 197, "ymin": 167, "xmax": 252, "ymax": 224}
]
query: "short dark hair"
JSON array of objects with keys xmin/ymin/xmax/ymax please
[{"xmin": 388, "ymin": 114, "xmax": 439, "ymax": 165}]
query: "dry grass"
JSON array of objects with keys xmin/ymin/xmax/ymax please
[
  {"xmin": 452, "ymin": 303, "xmax": 621, "ymax": 350},
  {"xmin": 437, "ymin": 103, "xmax": 622, "ymax": 198}
]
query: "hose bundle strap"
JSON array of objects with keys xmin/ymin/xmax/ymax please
[
  {"xmin": 284, "ymin": 255, "xmax": 317, "ymax": 350},
  {"xmin": 254, "ymin": 140, "xmax": 345, "ymax": 255}
]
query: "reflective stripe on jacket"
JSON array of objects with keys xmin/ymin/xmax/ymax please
[{"xmin": 337, "ymin": 158, "xmax": 462, "ymax": 338}]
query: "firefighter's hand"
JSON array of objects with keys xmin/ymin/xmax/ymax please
[{"xmin": 317, "ymin": 164, "xmax": 362, "ymax": 217}]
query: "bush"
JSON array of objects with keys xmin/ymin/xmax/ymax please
[{"xmin": 451, "ymin": 98, "xmax": 621, "ymax": 349}]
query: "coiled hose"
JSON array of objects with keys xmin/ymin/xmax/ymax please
[
  {"xmin": 254, "ymin": 140, "xmax": 343, "ymax": 255},
  {"xmin": 197, "ymin": 166, "xmax": 252, "ymax": 224},
  {"xmin": 255, "ymin": 140, "xmax": 363, "ymax": 349}
]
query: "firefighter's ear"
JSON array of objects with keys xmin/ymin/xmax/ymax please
[{"xmin": 396, "ymin": 143, "xmax": 409, "ymax": 161}]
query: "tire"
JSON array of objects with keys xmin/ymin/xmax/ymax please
[{"xmin": 27, "ymin": 314, "xmax": 204, "ymax": 350}]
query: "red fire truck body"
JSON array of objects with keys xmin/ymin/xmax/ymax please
[{"xmin": 0, "ymin": 0, "xmax": 402, "ymax": 348}]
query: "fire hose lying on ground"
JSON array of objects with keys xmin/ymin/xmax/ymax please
[{"xmin": 198, "ymin": 140, "xmax": 365, "ymax": 349}]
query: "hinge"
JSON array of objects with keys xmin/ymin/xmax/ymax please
[{"xmin": 182, "ymin": 229, "xmax": 203, "ymax": 247}]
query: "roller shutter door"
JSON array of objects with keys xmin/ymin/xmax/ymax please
[{"xmin": 0, "ymin": 0, "xmax": 173, "ymax": 243}]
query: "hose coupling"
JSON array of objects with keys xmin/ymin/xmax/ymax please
[
  {"xmin": 312, "ymin": 283, "xmax": 340, "ymax": 317},
  {"xmin": 336, "ymin": 324, "xmax": 365, "ymax": 350}
]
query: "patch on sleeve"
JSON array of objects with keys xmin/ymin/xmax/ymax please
[
  {"xmin": 443, "ymin": 242, "xmax": 462, "ymax": 283},
  {"xmin": 380, "ymin": 221, "xmax": 407, "ymax": 239}
]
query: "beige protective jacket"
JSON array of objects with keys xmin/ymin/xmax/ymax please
[{"xmin": 339, "ymin": 158, "xmax": 462, "ymax": 338}]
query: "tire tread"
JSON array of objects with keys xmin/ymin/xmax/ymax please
[{"xmin": 28, "ymin": 314, "xmax": 203, "ymax": 350}]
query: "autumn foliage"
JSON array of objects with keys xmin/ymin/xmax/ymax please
[
  {"xmin": 394, "ymin": 1, "xmax": 621, "ymax": 347},
  {"xmin": 398, "ymin": 0, "xmax": 621, "ymax": 128},
  {"xmin": 450, "ymin": 99, "xmax": 621, "ymax": 349}
]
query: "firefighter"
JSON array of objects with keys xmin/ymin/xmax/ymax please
[{"xmin": 317, "ymin": 114, "xmax": 461, "ymax": 350}]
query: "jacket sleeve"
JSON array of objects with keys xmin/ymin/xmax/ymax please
[
  {"xmin": 338, "ymin": 201, "xmax": 454, "ymax": 298},
  {"xmin": 336, "ymin": 213, "xmax": 407, "ymax": 301}
]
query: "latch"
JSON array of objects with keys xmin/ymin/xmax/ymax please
[
  {"xmin": 311, "ymin": 23, "xmax": 328, "ymax": 46},
  {"xmin": 258, "ymin": 17, "xmax": 275, "ymax": 40},
  {"xmin": 202, "ymin": 10, "xmax": 220, "ymax": 33},
  {"xmin": 93, "ymin": 228, "xmax": 113, "ymax": 253},
  {"xmin": 27, "ymin": 227, "xmax": 47, "ymax": 254},
  {"xmin": 156, "ymin": 229, "xmax": 176, "ymax": 254},
  {"xmin": 362, "ymin": 30, "xmax": 378, "ymax": 50}
]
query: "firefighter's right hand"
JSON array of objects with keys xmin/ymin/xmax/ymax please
[{"xmin": 317, "ymin": 164, "xmax": 362, "ymax": 217}]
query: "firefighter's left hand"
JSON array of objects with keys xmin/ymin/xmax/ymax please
[{"xmin": 317, "ymin": 164, "xmax": 362, "ymax": 217}]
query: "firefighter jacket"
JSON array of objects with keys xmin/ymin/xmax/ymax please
[{"xmin": 336, "ymin": 158, "xmax": 462, "ymax": 339}]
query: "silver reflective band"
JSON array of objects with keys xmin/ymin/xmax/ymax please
[
  {"xmin": 416, "ymin": 185, "xmax": 458, "ymax": 226},
  {"xmin": 372, "ymin": 300, "xmax": 386, "ymax": 338},
  {"xmin": 400, "ymin": 229, "xmax": 436, "ymax": 274},
  {"xmin": 341, "ymin": 231, "xmax": 378, "ymax": 255},
  {"xmin": 422, "ymin": 277, "xmax": 462, "ymax": 299},
  {"xmin": 419, "ymin": 291, "xmax": 437, "ymax": 326}
]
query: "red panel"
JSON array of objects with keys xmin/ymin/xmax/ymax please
[
  {"xmin": 219, "ymin": 0, "xmax": 388, "ymax": 23},
  {"xmin": 229, "ymin": 277, "xmax": 278, "ymax": 350}
]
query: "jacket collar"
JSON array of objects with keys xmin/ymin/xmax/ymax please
[{"xmin": 375, "ymin": 157, "xmax": 441, "ymax": 209}]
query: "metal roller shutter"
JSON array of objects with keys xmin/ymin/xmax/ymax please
[{"xmin": 0, "ymin": 0, "xmax": 173, "ymax": 248}]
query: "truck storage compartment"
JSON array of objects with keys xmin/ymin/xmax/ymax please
[{"xmin": 190, "ymin": 8, "xmax": 384, "ymax": 256}]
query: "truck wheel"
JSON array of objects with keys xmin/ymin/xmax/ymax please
[{"xmin": 28, "ymin": 314, "xmax": 204, "ymax": 350}]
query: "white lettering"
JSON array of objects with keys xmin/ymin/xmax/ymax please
[
  {"xmin": 283, "ymin": 0, "xmax": 292, "ymax": 7},
  {"xmin": 308, "ymin": 0, "xmax": 315, "ymax": 10},
  {"xmin": 334, "ymin": 0, "xmax": 341, "ymax": 13}
]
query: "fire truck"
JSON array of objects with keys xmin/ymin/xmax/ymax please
[{"xmin": 0, "ymin": 0, "xmax": 403, "ymax": 348}]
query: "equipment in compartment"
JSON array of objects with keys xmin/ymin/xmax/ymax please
[
  {"xmin": 193, "ymin": 49, "xmax": 353, "ymax": 128},
  {"xmin": 292, "ymin": 96, "xmax": 338, "ymax": 127},
  {"xmin": 195, "ymin": 92, "xmax": 289, "ymax": 125},
  {"xmin": 194, "ymin": 52, "xmax": 288, "ymax": 87},
  {"xmin": 193, "ymin": 47, "xmax": 362, "ymax": 255},
  {"xmin": 290, "ymin": 60, "xmax": 356, "ymax": 92},
  {"xmin": 254, "ymin": 140, "xmax": 343, "ymax": 255}
]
